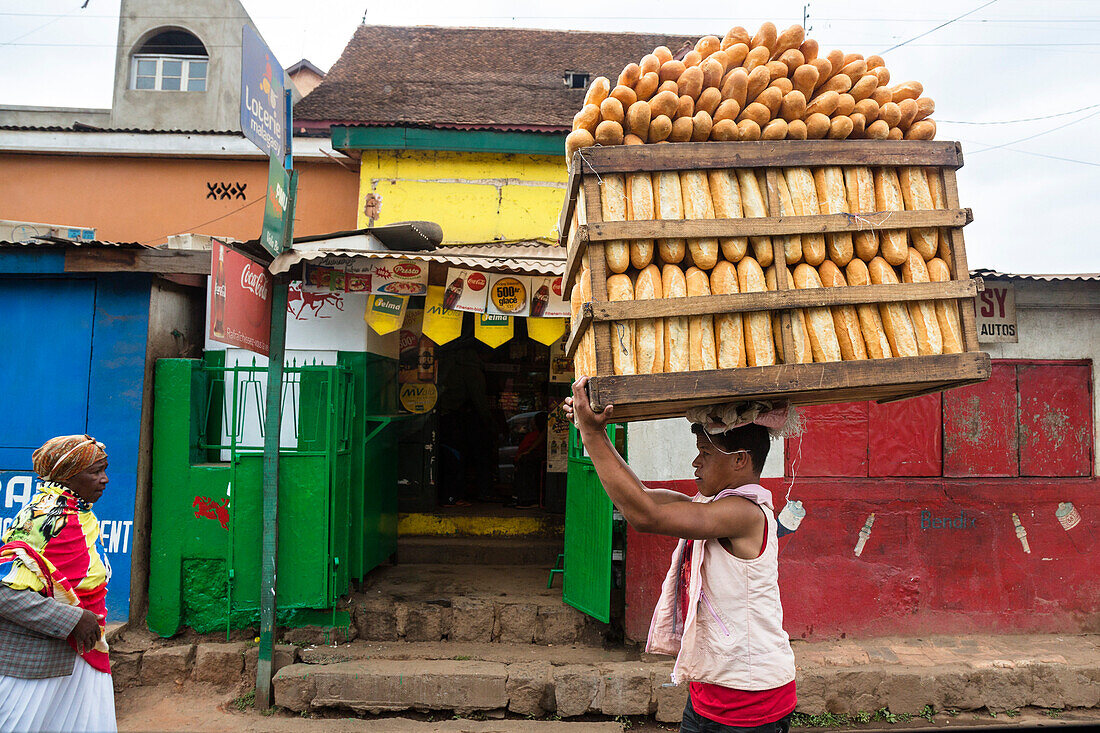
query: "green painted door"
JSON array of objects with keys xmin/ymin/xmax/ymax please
[{"xmin": 562, "ymin": 423, "xmax": 625, "ymax": 623}]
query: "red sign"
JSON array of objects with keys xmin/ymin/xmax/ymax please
[
  {"xmin": 468, "ymin": 272, "xmax": 487, "ymax": 291},
  {"xmin": 209, "ymin": 239, "xmax": 272, "ymax": 356}
]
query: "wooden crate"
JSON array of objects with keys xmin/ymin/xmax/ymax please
[{"xmin": 558, "ymin": 140, "xmax": 991, "ymax": 422}]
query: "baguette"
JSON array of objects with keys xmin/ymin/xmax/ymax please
[
  {"xmin": 633, "ymin": 264, "xmax": 665, "ymax": 373},
  {"xmin": 773, "ymin": 172, "xmax": 804, "ymax": 264},
  {"xmin": 927, "ymin": 257, "xmax": 963, "ymax": 354},
  {"xmin": 737, "ymin": 257, "xmax": 776, "ymax": 366},
  {"xmin": 625, "ymin": 170, "xmax": 656, "ymax": 270},
  {"xmin": 569, "ymin": 278, "xmax": 585, "ymax": 376},
  {"xmin": 579, "ymin": 267, "xmax": 597, "ymax": 375},
  {"xmin": 813, "ymin": 167, "xmax": 854, "ymax": 265},
  {"xmin": 766, "ymin": 265, "xmax": 812, "ymax": 364},
  {"xmin": 710, "ymin": 261, "xmax": 747, "ymax": 368},
  {"xmin": 680, "ymin": 171, "xmax": 720, "ymax": 270},
  {"xmin": 791, "ymin": 64, "xmax": 819, "ymax": 99},
  {"xmin": 735, "ymin": 169, "xmax": 773, "ymax": 266},
  {"xmin": 898, "ymin": 167, "xmax": 938, "ymax": 259},
  {"xmin": 843, "ymin": 259, "xmax": 893, "ymax": 359},
  {"xmin": 900, "ymin": 248, "xmax": 944, "ymax": 356},
  {"xmin": 843, "ymin": 167, "xmax": 879, "ymax": 261},
  {"xmin": 867, "ymin": 257, "xmax": 919, "ymax": 357},
  {"xmin": 792, "ymin": 264, "xmax": 842, "ymax": 362},
  {"xmin": 654, "ymin": 171, "xmax": 686, "ymax": 264},
  {"xmin": 709, "ymin": 170, "xmax": 749, "ymax": 263},
  {"xmin": 685, "ymin": 267, "xmax": 719, "ymax": 371},
  {"xmin": 606, "ymin": 274, "xmax": 637, "ymax": 374},
  {"xmin": 662, "ymin": 265, "xmax": 690, "ymax": 372},
  {"xmin": 565, "ymin": 129, "xmax": 595, "ymax": 164},
  {"xmin": 817, "ymin": 261, "xmax": 868, "ymax": 360},
  {"xmin": 924, "ymin": 167, "xmax": 952, "ymax": 260},
  {"xmin": 872, "ymin": 168, "xmax": 910, "ymax": 266},
  {"xmin": 600, "ymin": 175, "xmax": 630, "ymax": 273},
  {"xmin": 784, "ymin": 167, "xmax": 827, "ymax": 266},
  {"xmin": 584, "ymin": 77, "xmax": 611, "ymax": 107}
]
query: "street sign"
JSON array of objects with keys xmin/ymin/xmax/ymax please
[
  {"xmin": 977, "ymin": 282, "xmax": 1018, "ymax": 343},
  {"xmin": 209, "ymin": 239, "xmax": 273, "ymax": 356},
  {"xmin": 240, "ymin": 25, "xmax": 285, "ymax": 161},
  {"xmin": 260, "ymin": 155, "xmax": 293, "ymax": 256}
]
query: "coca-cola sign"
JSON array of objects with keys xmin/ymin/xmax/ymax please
[
  {"xmin": 468, "ymin": 272, "xmax": 487, "ymax": 291},
  {"xmin": 209, "ymin": 239, "xmax": 272, "ymax": 356}
]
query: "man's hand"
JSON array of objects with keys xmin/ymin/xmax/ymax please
[
  {"xmin": 564, "ymin": 377, "xmax": 614, "ymax": 435},
  {"xmin": 68, "ymin": 609, "xmax": 102, "ymax": 654}
]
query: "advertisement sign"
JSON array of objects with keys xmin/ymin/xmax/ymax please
[
  {"xmin": 443, "ymin": 268, "xmax": 489, "ymax": 313},
  {"xmin": 400, "ymin": 383, "xmax": 438, "ymax": 413},
  {"xmin": 487, "ymin": 274, "xmax": 531, "ymax": 317},
  {"xmin": 976, "ymin": 282, "xmax": 1018, "ymax": 343},
  {"xmin": 366, "ymin": 293, "xmax": 409, "ymax": 335},
  {"xmin": 549, "ymin": 333, "xmax": 575, "ymax": 383},
  {"xmin": 546, "ymin": 403, "xmax": 570, "ymax": 473},
  {"xmin": 398, "ymin": 309, "xmax": 424, "ymax": 384},
  {"xmin": 240, "ymin": 25, "xmax": 285, "ymax": 161},
  {"xmin": 531, "ymin": 276, "xmax": 570, "ymax": 318},
  {"xmin": 260, "ymin": 156, "xmax": 293, "ymax": 256},
  {"xmin": 346, "ymin": 258, "xmax": 429, "ymax": 296},
  {"xmin": 209, "ymin": 239, "xmax": 272, "ymax": 356},
  {"xmin": 474, "ymin": 313, "xmax": 513, "ymax": 348},
  {"xmin": 422, "ymin": 285, "xmax": 464, "ymax": 346},
  {"xmin": 527, "ymin": 318, "xmax": 567, "ymax": 346}
]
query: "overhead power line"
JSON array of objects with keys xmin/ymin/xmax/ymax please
[
  {"xmin": 880, "ymin": 0, "xmax": 1000, "ymax": 55},
  {"xmin": 940, "ymin": 102, "xmax": 1100, "ymax": 125},
  {"xmin": 969, "ymin": 107, "xmax": 1100, "ymax": 154}
]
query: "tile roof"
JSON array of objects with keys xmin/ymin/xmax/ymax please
[{"xmin": 292, "ymin": 25, "xmax": 698, "ymax": 131}]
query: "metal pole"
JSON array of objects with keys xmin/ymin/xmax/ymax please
[{"xmin": 255, "ymin": 86, "xmax": 296, "ymax": 711}]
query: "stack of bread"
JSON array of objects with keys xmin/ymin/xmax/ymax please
[
  {"xmin": 569, "ymin": 162, "xmax": 964, "ymax": 377},
  {"xmin": 565, "ymin": 22, "xmax": 936, "ymax": 162}
]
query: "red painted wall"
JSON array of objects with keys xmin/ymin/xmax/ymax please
[{"xmin": 624, "ymin": 359, "xmax": 1098, "ymax": 643}]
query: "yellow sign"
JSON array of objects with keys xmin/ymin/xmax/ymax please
[
  {"xmin": 526, "ymin": 317, "xmax": 566, "ymax": 346},
  {"xmin": 422, "ymin": 285, "xmax": 464, "ymax": 345},
  {"xmin": 400, "ymin": 383, "xmax": 438, "ymax": 413},
  {"xmin": 365, "ymin": 293, "xmax": 408, "ymax": 335},
  {"xmin": 490, "ymin": 276, "xmax": 528, "ymax": 315},
  {"xmin": 474, "ymin": 313, "xmax": 513, "ymax": 348}
]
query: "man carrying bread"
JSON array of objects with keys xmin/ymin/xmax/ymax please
[{"xmin": 564, "ymin": 378, "xmax": 796, "ymax": 733}]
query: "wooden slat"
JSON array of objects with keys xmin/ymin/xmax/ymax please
[
  {"xmin": 65, "ymin": 248, "xmax": 212, "ymax": 274},
  {"xmin": 764, "ymin": 168, "xmax": 797, "ymax": 364},
  {"xmin": 941, "ymin": 168, "xmax": 980, "ymax": 353},
  {"xmin": 562, "ymin": 225, "xmax": 587, "ymax": 294},
  {"xmin": 564, "ymin": 302, "xmax": 592, "ymax": 360},
  {"xmin": 575, "ymin": 140, "xmax": 963, "ymax": 174},
  {"xmin": 586, "ymin": 352, "xmax": 991, "ymax": 417},
  {"xmin": 591, "ymin": 279, "xmax": 979, "ymax": 320},
  {"xmin": 585, "ymin": 208, "xmax": 970, "ymax": 241},
  {"xmin": 875, "ymin": 377, "xmax": 987, "ymax": 404},
  {"xmin": 584, "ymin": 176, "xmax": 615, "ymax": 378},
  {"xmin": 556, "ymin": 154, "xmax": 586, "ymax": 247}
]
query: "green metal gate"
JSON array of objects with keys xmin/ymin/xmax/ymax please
[{"xmin": 562, "ymin": 423, "xmax": 626, "ymax": 623}]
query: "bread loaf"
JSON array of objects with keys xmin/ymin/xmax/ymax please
[
  {"xmin": 813, "ymin": 167, "xmax": 855, "ymax": 265},
  {"xmin": 924, "ymin": 167, "xmax": 952, "ymax": 260},
  {"xmin": 633, "ymin": 264, "xmax": 665, "ymax": 373},
  {"xmin": 600, "ymin": 175, "xmax": 630, "ymax": 273},
  {"xmin": 792, "ymin": 264, "xmax": 843, "ymax": 362},
  {"xmin": 900, "ymin": 248, "xmax": 944, "ymax": 355},
  {"xmin": 784, "ymin": 167, "xmax": 827, "ymax": 266},
  {"xmin": 898, "ymin": 167, "xmax": 938, "ymax": 260},
  {"xmin": 708, "ymin": 170, "xmax": 748, "ymax": 263},
  {"xmin": 843, "ymin": 167, "xmax": 878, "ymax": 261},
  {"xmin": 843, "ymin": 259, "xmax": 893, "ymax": 359},
  {"xmin": 679, "ymin": 171, "xmax": 720, "ymax": 270},
  {"xmin": 867, "ymin": 257, "xmax": 919, "ymax": 357},
  {"xmin": 773, "ymin": 172, "xmax": 804, "ymax": 264},
  {"xmin": 817, "ymin": 261, "xmax": 868, "ymax": 360},
  {"xmin": 606, "ymin": 274, "xmax": 637, "ymax": 375},
  {"xmin": 580, "ymin": 267, "xmax": 597, "ymax": 375},
  {"xmin": 570, "ymin": 279, "xmax": 585, "ymax": 376},
  {"xmin": 584, "ymin": 77, "xmax": 611, "ymax": 107},
  {"xmin": 736, "ymin": 257, "xmax": 776, "ymax": 366},
  {"xmin": 685, "ymin": 267, "xmax": 719, "ymax": 371},
  {"xmin": 654, "ymin": 171, "xmax": 686, "ymax": 264},
  {"xmin": 926, "ymin": 257, "xmax": 963, "ymax": 354},
  {"xmin": 661, "ymin": 264, "xmax": 690, "ymax": 372},
  {"xmin": 872, "ymin": 168, "xmax": 910, "ymax": 266},
  {"xmin": 710, "ymin": 261, "xmax": 747, "ymax": 368},
  {"xmin": 625, "ymin": 171, "xmax": 656, "ymax": 270},
  {"xmin": 765, "ymin": 265, "xmax": 812, "ymax": 364},
  {"xmin": 735, "ymin": 169, "xmax": 773, "ymax": 266}
]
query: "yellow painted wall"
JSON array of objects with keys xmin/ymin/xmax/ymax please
[{"xmin": 357, "ymin": 150, "xmax": 567, "ymax": 244}]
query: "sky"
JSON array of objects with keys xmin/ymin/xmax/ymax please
[{"xmin": 2, "ymin": 0, "xmax": 1099, "ymax": 274}]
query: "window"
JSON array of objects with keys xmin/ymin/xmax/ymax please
[
  {"xmin": 130, "ymin": 29, "xmax": 207, "ymax": 92},
  {"xmin": 564, "ymin": 71, "xmax": 591, "ymax": 89}
]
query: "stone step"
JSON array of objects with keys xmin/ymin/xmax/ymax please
[
  {"xmin": 398, "ymin": 536, "xmax": 562, "ymax": 566},
  {"xmin": 297, "ymin": 641, "xmax": 638, "ymax": 667}
]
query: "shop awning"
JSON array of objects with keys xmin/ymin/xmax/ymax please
[{"xmin": 271, "ymin": 237, "xmax": 565, "ymax": 276}]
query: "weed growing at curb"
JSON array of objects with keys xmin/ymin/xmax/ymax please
[
  {"xmin": 791, "ymin": 707, "xmax": 917, "ymax": 727},
  {"xmin": 232, "ymin": 689, "xmax": 255, "ymax": 711},
  {"xmin": 1043, "ymin": 708, "xmax": 1064, "ymax": 718}
]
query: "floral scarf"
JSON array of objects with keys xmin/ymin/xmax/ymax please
[{"xmin": 0, "ymin": 483, "xmax": 111, "ymax": 673}]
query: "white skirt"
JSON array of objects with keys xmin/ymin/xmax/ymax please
[{"xmin": 0, "ymin": 656, "xmax": 116, "ymax": 732}]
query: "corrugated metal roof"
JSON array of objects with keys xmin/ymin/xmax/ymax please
[
  {"xmin": 272, "ymin": 238, "xmax": 564, "ymax": 276},
  {"xmin": 972, "ymin": 268, "xmax": 1100, "ymax": 282},
  {"xmin": 0, "ymin": 237, "xmax": 141, "ymax": 248},
  {"xmin": 0, "ymin": 125, "xmax": 240, "ymax": 135}
]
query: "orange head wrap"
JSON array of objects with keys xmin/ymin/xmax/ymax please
[{"xmin": 31, "ymin": 435, "xmax": 108, "ymax": 484}]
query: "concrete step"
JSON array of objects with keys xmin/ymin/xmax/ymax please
[
  {"xmin": 399, "ymin": 507, "xmax": 564, "ymax": 540},
  {"xmin": 398, "ymin": 536, "xmax": 562, "ymax": 565}
]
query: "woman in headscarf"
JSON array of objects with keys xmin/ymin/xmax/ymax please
[{"xmin": 0, "ymin": 435, "xmax": 116, "ymax": 732}]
